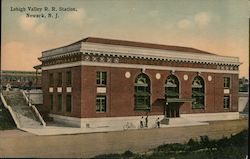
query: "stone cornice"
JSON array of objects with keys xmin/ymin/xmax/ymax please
[
  {"xmin": 41, "ymin": 60, "xmax": 239, "ymax": 75},
  {"xmin": 81, "ymin": 42, "xmax": 240, "ymax": 66},
  {"xmin": 40, "ymin": 41, "xmax": 240, "ymax": 66},
  {"xmin": 41, "ymin": 42, "xmax": 82, "ymax": 58}
]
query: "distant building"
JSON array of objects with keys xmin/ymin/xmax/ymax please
[
  {"xmin": 39, "ymin": 37, "xmax": 240, "ymax": 127},
  {"xmin": 239, "ymin": 77, "xmax": 249, "ymax": 92},
  {"xmin": 1, "ymin": 70, "xmax": 41, "ymax": 89}
]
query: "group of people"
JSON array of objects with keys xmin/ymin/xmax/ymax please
[{"xmin": 139, "ymin": 115, "xmax": 160, "ymax": 128}]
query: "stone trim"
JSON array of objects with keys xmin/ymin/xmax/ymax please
[
  {"xmin": 180, "ymin": 112, "xmax": 239, "ymax": 121},
  {"xmin": 42, "ymin": 61, "xmax": 239, "ymax": 74}
]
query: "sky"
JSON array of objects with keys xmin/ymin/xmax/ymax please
[{"xmin": 1, "ymin": 0, "xmax": 249, "ymax": 78}]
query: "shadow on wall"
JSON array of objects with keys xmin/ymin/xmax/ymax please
[
  {"xmin": 242, "ymin": 100, "xmax": 249, "ymax": 114},
  {"xmin": 152, "ymin": 98, "xmax": 165, "ymax": 107}
]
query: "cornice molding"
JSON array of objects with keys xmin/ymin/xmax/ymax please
[
  {"xmin": 41, "ymin": 60, "xmax": 239, "ymax": 74},
  {"xmin": 40, "ymin": 41, "xmax": 240, "ymax": 66},
  {"xmin": 81, "ymin": 42, "xmax": 240, "ymax": 66}
]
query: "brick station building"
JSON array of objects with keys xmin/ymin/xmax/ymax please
[{"xmin": 39, "ymin": 37, "xmax": 240, "ymax": 127}]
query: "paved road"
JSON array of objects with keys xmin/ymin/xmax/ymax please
[{"xmin": 0, "ymin": 119, "xmax": 248, "ymax": 158}]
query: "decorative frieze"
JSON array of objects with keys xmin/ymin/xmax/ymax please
[
  {"xmin": 99, "ymin": 57, "xmax": 105, "ymax": 62},
  {"xmin": 216, "ymin": 65, "xmax": 238, "ymax": 71},
  {"xmin": 84, "ymin": 55, "xmax": 90, "ymax": 61},
  {"xmin": 114, "ymin": 57, "xmax": 119, "ymax": 63},
  {"xmin": 41, "ymin": 51, "xmax": 239, "ymax": 73},
  {"xmin": 92, "ymin": 56, "xmax": 97, "ymax": 62},
  {"xmin": 107, "ymin": 57, "xmax": 112, "ymax": 63}
]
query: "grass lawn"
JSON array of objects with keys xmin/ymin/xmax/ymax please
[
  {"xmin": 94, "ymin": 129, "xmax": 248, "ymax": 159},
  {"xmin": 0, "ymin": 101, "xmax": 16, "ymax": 130}
]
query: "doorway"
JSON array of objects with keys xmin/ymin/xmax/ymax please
[{"xmin": 165, "ymin": 103, "xmax": 180, "ymax": 118}]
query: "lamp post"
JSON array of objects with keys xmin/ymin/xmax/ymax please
[
  {"xmin": 165, "ymin": 93, "xmax": 168, "ymax": 118},
  {"xmin": 28, "ymin": 81, "xmax": 32, "ymax": 106}
]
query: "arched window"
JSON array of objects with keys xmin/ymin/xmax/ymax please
[
  {"xmin": 134, "ymin": 73, "xmax": 150, "ymax": 110},
  {"xmin": 192, "ymin": 76, "xmax": 205, "ymax": 108},
  {"xmin": 165, "ymin": 75, "xmax": 179, "ymax": 98}
]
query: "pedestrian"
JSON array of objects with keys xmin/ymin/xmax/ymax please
[
  {"xmin": 145, "ymin": 115, "xmax": 148, "ymax": 128},
  {"xmin": 140, "ymin": 116, "xmax": 144, "ymax": 128},
  {"xmin": 156, "ymin": 117, "xmax": 160, "ymax": 128}
]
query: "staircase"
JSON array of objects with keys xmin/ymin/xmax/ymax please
[{"xmin": 2, "ymin": 90, "xmax": 43, "ymax": 128}]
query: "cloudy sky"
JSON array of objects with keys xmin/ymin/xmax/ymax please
[{"xmin": 1, "ymin": 0, "xmax": 249, "ymax": 78}]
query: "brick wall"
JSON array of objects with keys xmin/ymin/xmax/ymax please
[
  {"xmin": 42, "ymin": 64, "xmax": 238, "ymax": 118},
  {"xmin": 42, "ymin": 66, "xmax": 82, "ymax": 118},
  {"xmin": 80, "ymin": 65, "xmax": 238, "ymax": 118}
]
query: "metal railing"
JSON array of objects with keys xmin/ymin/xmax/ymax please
[{"xmin": 22, "ymin": 90, "xmax": 46, "ymax": 127}]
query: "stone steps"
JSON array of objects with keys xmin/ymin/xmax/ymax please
[
  {"xmin": 161, "ymin": 117, "xmax": 204, "ymax": 125},
  {"xmin": 2, "ymin": 90, "xmax": 43, "ymax": 128}
]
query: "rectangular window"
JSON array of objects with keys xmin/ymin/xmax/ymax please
[
  {"xmin": 57, "ymin": 94, "xmax": 62, "ymax": 112},
  {"xmin": 96, "ymin": 72, "xmax": 107, "ymax": 85},
  {"xmin": 66, "ymin": 95, "xmax": 72, "ymax": 112},
  {"xmin": 66, "ymin": 71, "xmax": 72, "ymax": 86},
  {"xmin": 49, "ymin": 73, "xmax": 54, "ymax": 86},
  {"xmin": 96, "ymin": 96, "xmax": 106, "ymax": 112},
  {"xmin": 57, "ymin": 72, "xmax": 62, "ymax": 86},
  {"xmin": 224, "ymin": 77, "xmax": 230, "ymax": 88},
  {"xmin": 224, "ymin": 96, "xmax": 230, "ymax": 109},
  {"xmin": 50, "ymin": 94, "xmax": 53, "ymax": 111}
]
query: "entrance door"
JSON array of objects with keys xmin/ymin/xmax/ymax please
[{"xmin": 166, "ymin": 103, "xmax": 180, "ymax": 118}]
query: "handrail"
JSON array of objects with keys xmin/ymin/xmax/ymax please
[
  {"xmin": 22, "ymin": 90, "xmax": 46, "ymax": 127},
  {"xmin": 0, "ymin": 93, "xmax": 21, "ymax": 128}
]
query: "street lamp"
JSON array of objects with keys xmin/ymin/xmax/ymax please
[
  {"xmin": 165, "ymin": 93, "xmax": 168, "ymax": 118},
  {"xmin": 28, "ymin": 81, "xmax": 33, "ymax": 106}
]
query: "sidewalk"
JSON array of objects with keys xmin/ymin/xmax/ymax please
[
  {"xmin": 20, "ymin": 120, "xmax": 209, "ymax": 136},
  {"xmin": 0, "ymin": 119, "xmax": 247, "ymax": 158}
]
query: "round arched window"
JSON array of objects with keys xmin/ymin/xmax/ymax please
[
  {"xmin": 192, "ymin": 76, "xmax": 205, "ymax": 108},
  {"xmin": 165, "ymin": 75, "xmax": 179, "ymax": 98},
  {"xmin": 134, "ymin": 73, "xmax": 151, "ymax": 110}
]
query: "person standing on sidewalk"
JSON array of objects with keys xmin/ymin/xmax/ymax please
[
  {"xmin": 140, "ymin": 116, "xmax": 144, "ymax": 128},
  {"xmin": 145, "ymin": 115, "xmax": 148, "ymax": 128},
  {"xmin": 156, "ymin": 117, "xmax": 160, "ymax": 128}
]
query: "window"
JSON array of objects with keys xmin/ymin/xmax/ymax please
[
  {"xmin": 49, "ymin": 73, "xmax": 54, "ymax": 86},
  {"xmin": 50, "ymin": 95, "xmax": 53, "ymax": 111},
  {"xmin": 66, "ymin": 95, "xmax": 72, "ymax": 112},
  {"xmin": 96, "ymin": 72, "xmax": 107, "ymax": 85},
  {"xmin": 57, "ymin": 72, "xmax": 62, "ymax": 86},
  {"xmin": 192, "ymin": 76, "xmax": 205, "ymax": 109},
  {"xmin": 66, "ymin": 71, "xmax": 72, "ymax": 86},
  {"xmin": 224, "ymin": 96, "xmax": 230, "ymax": 109},
  {"xmin": 96, "ymin": 96, "xmax": 106, "ymax": 112},
  {"xmin": 57, "ymin": 94, "xmax": 62, "ymax": 112},
  {"xmin": 134, "ymin": 73, "xmax": 150, "ymax": 110},
  {"xmin": 224, "ymin": 77, "xmax": 230, "ymax": 88},
  {"xmin": 165, "ymin": 75, "xmax": 179, "ymax": 98}
]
